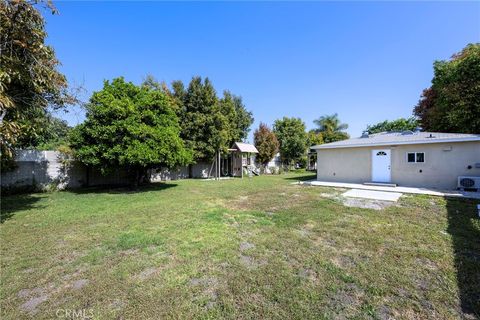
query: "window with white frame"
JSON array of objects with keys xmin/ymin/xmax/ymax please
[{"xmin": 407, "ymin": 152, "xmax": 425, "ymax": 163}]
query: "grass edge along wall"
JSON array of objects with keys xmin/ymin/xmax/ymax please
[{"xmin": 315, "ymin": 141, "xmax": 480, "ymax": 189}]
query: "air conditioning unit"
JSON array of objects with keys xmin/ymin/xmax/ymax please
[{"xmin": 457, "ymin": 176, "xmax": 480, "ymax": 190}]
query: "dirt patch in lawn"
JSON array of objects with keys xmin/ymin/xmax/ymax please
[
  {"xmin": 134, "ymin": 267, "xmax": 162, "ymax": 281},
  {"xmin": 109, "ymin": 299, "xmax": 126, "ymax": 311},
  {"xmin": 297, "ymin": 228, "xmax": 310, "ymax": 237},
  {"xmin": 239, "ymin": 241, "xmax": 255, "ymax": 251},
  {"xmin": 298, "ymin": 268, "xmax": 318, "ymax": 282},
  {"xmin": 189, "ymin": 277, "xmax": 220, "ymax": 309},
  {"xmin": 331, "ymin": 255, "xmax": 356, "ymax": 269},
  {"xmin": 19, "ymin": 295, "xmax": 50, "ymax": 315},
  {"xmin": 297, "ymin": 222, "xmax": 315, "ymax": 237},
  {"xmin": 225, "ymin": 187, "xmax": 314, "ymax": 213},
  {"xmin": 342, "ymin": 198, "xmax": 395, "ymax": 210},
  {"xmin": 17, "ymin": 275, "xmax": 91, "ymax": 314},
  {"xmin": 72, "ymin": 279, "xmax": 89, "ymax": 290},
  {"xmin": 54, "ymin": 250, "xmax": 87, "ymax": 264},
  {"xmin": 312, "ymin": 235, "xmax": 337, "ymax": 250},
  {"xmin": 325, "ymin": 283, "xmax": 365, "ymax": 316},
  {"xmin": 239, "ymin": 254, "xmax": 266, "ymax": 269},
  {"xmin": 17, "ymin": 284, "xmax": 55, "ymax": 315}
]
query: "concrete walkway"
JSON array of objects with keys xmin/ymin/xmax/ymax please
[{"xmin": 297, "ymin": 180, "xmax": 480, "ymax": 200}]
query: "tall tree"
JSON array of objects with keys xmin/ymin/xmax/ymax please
[
  {"xmin": 171, "ymin": 80, "xmax": 186, "ymax": 117},
  {"xmin": 413, "ymin": 88, "xmax": 438, "ymax": 132},
  {"xmin": 0, "ymin": 0, "xmax": 75, "ymax": 168},
  {"xmin": 366, "ymin": 117, "xmax": 420, "ymax": 134},
  {"xmin": 313, "ymin": 113, "xmax": 349, "ymax": 143},
  {"xmin": 232, "ymin": 94, "xmax": 254, "ymax": 142},
  {"xmin": 180, "ymin": 76, "xmax": 225, "ymax": 161},
  {"xmin": 273, "ymin": 117, "xmax": 307, "ymax": 166},
  {"xmin": 219, "ymin": 91, "xmax": 254, "ymax": 145},
  {"xmin": 171, "ymin": 80, "xmax": 186, "ymax": 101},
  {"xmin": 173, "ymin": 77, "xmax": 253, "ymax": 162},
  {"xmin": 254, "ymin": 123, "xmax": 279, "ymax": 168},
  {"xmin": 141, "ymin": 74, "xmax": 167, "ymax": 92},
  {"xmin": 414, "ymin": 43, "xmax": 480, "ymax": 133},
  {"xmin": 70, "ymin": 77, "xmax": 192, "ymax": 187}
]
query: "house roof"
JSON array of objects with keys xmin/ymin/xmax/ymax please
[
  {"xmin": 231, "ymin": 142, "xmax": 259, "ymax": 153},
  {"xmin": 311, "ymin": 131, "xmax": 480, "ymax": 150}
]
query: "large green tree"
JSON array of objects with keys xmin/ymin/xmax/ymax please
[
  {"xmin": 171, "ymin": 79, "xmax": 186, "ymax": 117},
  {"xmin": 70, "ymin": 77, "xmax": 192, "ymax": 187},
  {"xmin": 232, "ymin": 95, "xmax": 254, "ymax": 142},
  {"xmin": 254, "ymin": 122, "xmax": 279, "ymax": 168},
  {"xmin": 219, "ymin": 91, "xmax": 254, "ymax": 145},
  {"xmin": 366, "ymin": 117, "xmax": 419, "ymax": 134},
  {"xmin": 414, "ymin": 43, "xmax": 480, "ymax": 133},
  {"xmin": 179, "ymin": 77, "xmax": 224, "ymax": 161},
  {"xmin": 173, "ymin": 77, "xmax": 253, "ymax": 162},
  {"xmin": 0, "ymin": 0, "xmax": 74, "ymax": 167},
  {"xmin": 307, "ymin": 130, "xmax": 324, "ymax": 147},
  {"xmin": 313, "ymin": 113, "xmax": 349, "ymax": 143},
  {"xmin": 273, "ymin": 117, "xmax": 307, "ymax": 166}
]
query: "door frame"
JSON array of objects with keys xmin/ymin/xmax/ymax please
[{"xmin": 371, "ymin": 149, "xmax": 391, "ymax": 182}]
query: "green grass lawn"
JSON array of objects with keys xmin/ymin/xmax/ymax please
[{"xmin": 1, "ymin": 172, "xmax": 479, "ymax": 319}]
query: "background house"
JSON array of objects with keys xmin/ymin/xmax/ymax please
[{"xmin": 259, "ymin": 153, "xmax": 282, "ymax": 174}]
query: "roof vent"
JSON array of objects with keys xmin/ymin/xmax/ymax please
[
  {"xmin": 360, "ymin": 131, "xmax": 369, "ymax": 138},
  {"xmin": 401, "ymin": 130, "xmax": 414, "ymax": 135},
  {"xmin": 427, "ymin": 133, "xmax": 436, "ymax": 138}
]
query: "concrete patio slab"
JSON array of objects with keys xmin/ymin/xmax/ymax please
[
  {"xmin": 296, "ymin": 180, "xmax": 480, "ymax": 200},
  {"xmin": 342, "ymin": 189, "xmax": 402, "ymax": 202}
]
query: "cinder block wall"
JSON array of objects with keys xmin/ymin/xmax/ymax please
[{"xmin": 1, "ymin": 150, "xmax": 215, "ymax": 190}]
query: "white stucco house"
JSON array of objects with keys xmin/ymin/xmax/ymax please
[{"xmin": 311, "ymin": 131, "xmax": 480, "ymax": 190}]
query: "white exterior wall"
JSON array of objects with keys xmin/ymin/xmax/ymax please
[
  {"xmin": 391, "ymin": 142, "xmax": 480, "ymax": 189},
  {"xmin": 266, "ymin": 153, "xmax": 281, "ymax": 168},
  {"xmin": 316, "ymin": 141, "xmax": 480, "ymax": 189},
  {"xmin": 257, "ymin": 153, "xmax": 281, "ymax": 174},
  {"xmin": 316, "ymin": 148, "xmax": 371, "ymax": 183}
]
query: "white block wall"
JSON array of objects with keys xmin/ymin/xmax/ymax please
[{"xmin": 1, "ymin": 150, "xmax": 215, "ymax": 190}]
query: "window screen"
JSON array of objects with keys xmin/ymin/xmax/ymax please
[{"xmin": 407, "ymin": 152, "xmax": 425, "ymax": 163}]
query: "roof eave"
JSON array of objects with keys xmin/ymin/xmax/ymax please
[{"xmin": 311, "ymin": 137, "xmax": 480, "ymax": 150}]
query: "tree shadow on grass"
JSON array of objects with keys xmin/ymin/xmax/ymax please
[
  {"xmin": 282, "ymin": 172, "xmax": 317, "ymax": 182},
  {"xmin": 446, "ymin": 197, "xmax": 480, "ymax": 317},
  {"xmin": 1, "ymin": 193, "xmax": 46, "ymax": 223},
  {"xmin": 1, "ymin": 182, "xmax": 178, "ymax": 223},
  {"xmin": 66, "ymin": 181, "xmax": 178, "ymax": 195}
]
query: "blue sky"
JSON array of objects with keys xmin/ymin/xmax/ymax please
[{"xmin": 45, "ymin": 1, "xmax": 480, "ymax": 142}]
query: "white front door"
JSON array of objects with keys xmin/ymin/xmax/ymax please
[{"xmin": 371, "ymin": 149, "xmax": 391, "ymax": 182}]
